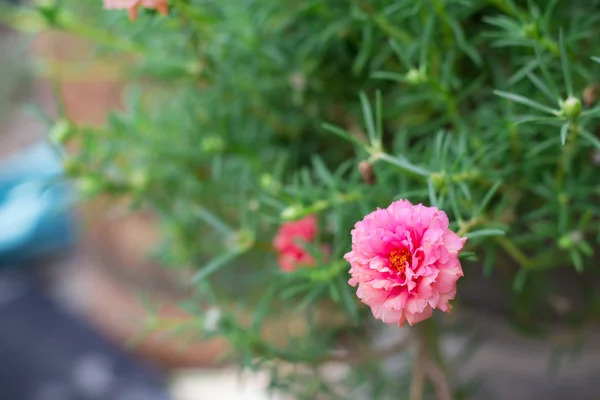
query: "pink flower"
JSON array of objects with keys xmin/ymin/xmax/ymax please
[
  {"xmin": 273, "ymin": 215, "xmax": 320, "ymax": 272},
  {"xmin": 103, "ymin": 0, "xmax": 168, "ymax": 21},
  {"xmin": 344, "ymin": 200, "xmax": 466, "ymax": 327}
]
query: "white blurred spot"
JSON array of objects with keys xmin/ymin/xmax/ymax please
[
  {"xmin": 70, "ymin": 353, "xmax": 114, "ymax": 397},
  {"xmin": 204, "ymin": 307, "xmax": 221, "ymax": 332}
]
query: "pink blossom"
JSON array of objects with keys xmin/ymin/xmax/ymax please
[
  {"xmin": 273, "ymin": 215, "xmax": 320, "ymax": 272},
  {"xmin": 344, "ymin": 200, "xmax": 466, "ymax": 327},
  {"xmin": 103, "ymin": 0, "xmax": 168, "ymax": 21}
]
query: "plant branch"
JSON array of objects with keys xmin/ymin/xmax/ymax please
[
  {"xmin": 495, "ymin": 235, "xmax": 535, "ymax": 268},
  {"xmin": 410, "ymin": 328, "xmax": 427, "ymax": 400},
  {"xmin": 457, "ymin": 218, "xmax": 479, "ymax": 237},
  {"xmin": 322, "ymin": 336, "xmax": 410, "ymax": 365},
  {"xmin": 423, "ymin": 355, "xmax": 453, "ymax": 400}
]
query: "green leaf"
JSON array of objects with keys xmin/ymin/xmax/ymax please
[
  {"xmin": 494, "ymin": 90, "xmax": 558, "ymax": 115},
  {"xmin": 483, "ymin": 244, "xmax": 497, "ymax": 277},
  {"xmin": 513, "ymin": 268, "xmax": 528, "ymax": 292},
  {"xmin": 448, "ymin": 17, "xmax": 482, "ymax": 66},
  {"xmin": 559, "ymin": 29, "xmax": 573, "ymax": 97},
  {"xmin": 475, "ymin": 180, "xmax": 502, "ymax": 216},
  {"xmin": 387, "ymin": 38, "xmax": 412, "ymax": 70},
  {"xmin": 378, "ymin": 153, "xmax": 430, "ymax": 176},
  {"xmin": 513, "ymin": 115, "xmax": 560, "ymax": 126},
  {"xmin": 352, "ymin": 25, "xmax": 373, "ymax": 76},
  {"xmin": 192, "ymin": 251, "xmax": 241, "ymax": 283},
  {"xmin": 579, "ymin": 241, "xmax": 594, "ymax": 257},
  {"xmin": 448, "ymin": 181, "xmax": 463, "ymax": 222},
  {"xmin": 526, "ymin": 72, "xmax": 558, "ymax": 103},
  {"xmin": 465, "ymin": 229, "xmax": 506, "ymax": 239},
  {"xmin": 193, "ymin": 205, "xmax": 233, "ymax": 235},
  {"xmin": 328, "ymin": 281, "xmax": 340, "ymax": 303},
  {"xmin": 359, "ymin": 92, "xmax": 377, "ymax": 146},
  {"xmin": 582, "ymin": 107, "xmax": 600, "ymax": 118},
  {"xmin": 419, "ymin": 14, "xmax": 434, "ymax": 67},
  {"xmin": 592, "ymin": 56, "xmax": 600, "ymax": 64},
  {"xmin": 507, "ymin": 58, "xmax": 539, "ymax": 86},
  {"xmin": 280, "ymin": 282, "xmax": 314, "ymax": 299},
  {"xmin": 560, "ymin": 122, "xmax": 570, "ymax": 145},
  {"xmin": 526, "ymin": 136, "xmax": 560, "ymax": 157},
  {"xmin": 337, "ymin": 275, "xmax": 359, "ymax": 322},
  {"xmin": 297, "ymin": 285, "xmax": 326, "ymax": 311},
  {"xmin": 251, "ymin": 282, "xmax": 278, "ymax": 333},
  {"xmin": 570, "ymin": 249, "xmax": 584, "ymax": 273},
  {"xmin": 459, "ymin": 251, "xmax": 477, "ymax": 261},
  {"xmin": 322, "ymin": 122, "xmax": 365, "ymax": 149},
  {"xmin": 427, "ymin": 177, "xmax": 438, "ymax": 207},
  {"xmin": 311, "ymin": 156, "xmax": 335, "ymax": 187},
  {"xmin": 580, "ymin": 129, "xmax": 600, "ymax": 151},
  {"xmin": 375, "ymin": 90, "xmax": 383, "ymax": 146},
  {"xmin": 370, "ymin": 70, "xmax": 407, "ymax": 83},
  {"xmin": 534, "ymin": 45, "xmax": 560, "ymax": 96}
]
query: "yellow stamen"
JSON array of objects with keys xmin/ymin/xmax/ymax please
[{"xmin": 389, "ymin": 249, "xmax": 411, "ymax": 274}]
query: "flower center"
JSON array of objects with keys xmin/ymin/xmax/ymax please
[{"xmin": 389, "ymin": 248, "xmax": 412, "ymax": 274}]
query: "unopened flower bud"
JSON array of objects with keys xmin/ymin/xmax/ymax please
[
  {"xmin": 358, "ymin": 160, "xmax": 376, "ymax": 185},
  {"xmin": 201, "ymin": 136, "xmax": 225, "ymax": 154},
  {"xmin": 558, "ymin": 230, "xmax": 582, "ymax": 249},
  {"xmin": 558, "ymin": 235, "xmax": 571, "ymax": 249},
  {"xmin": 405, "ymin": 68, "xmax": 427, "ymax": 85},
  {"xmin": 260, "ymin": 173, "xmax": 279, "ymax": 193},
  {"xmin": 281, "ymin": 205, "xmax": 303, "ymax": 220},
  {"xmin": 430, "ymin": 172, "xmax": 446, "ymax": 190},
  {"xmin": 560, "ymin": 96, "xmax": 582, "ymax": 119},
  {"xmin": 522, "ymin": 22, "xmax": 538, "ymax": 39}
]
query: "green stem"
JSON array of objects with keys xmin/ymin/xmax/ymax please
[
  {"xmin": 495, "ymin": 236, "xmax": 535, "ymax": 268},
  {"xmin": 556, "ymin": 121, "xmax": 579, "ymax": 190},
  {"xmin": 371, "ymin": 13, "xmax": 414, "ymax": 44},
  {"xmin": 457, "ymin": 218, "xmax": 479, "ymax": 237}
]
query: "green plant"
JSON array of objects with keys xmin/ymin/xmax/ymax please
[{"xmin": 6, "ymin": 0, "xmax": 600, "ymax": 398}]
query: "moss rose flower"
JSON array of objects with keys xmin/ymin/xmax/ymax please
[
  {"xmin": 103, "ymin": 0, "xmax": 168, "ymax": 21},
  {"xmin": 344, "ymin": 200, "xmax": 466, "ymax": 327},
  {"xmin": 273, "ymin": 215, "xmax": 320, "ymax": 272}
]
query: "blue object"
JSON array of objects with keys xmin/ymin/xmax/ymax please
[{"xmin": 0, "ymin": 142, "xmax": 77, "ymax": 266}]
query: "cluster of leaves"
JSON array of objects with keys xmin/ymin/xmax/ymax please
[{"xmin": 7, "ymin": 0, "xmax": 600, "ymax": 397}]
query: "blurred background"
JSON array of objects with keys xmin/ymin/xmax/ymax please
[{"xmin": 0, "ymin": 17, "xmax": 274, "ymax": 400}]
